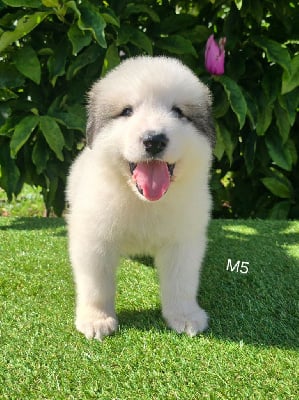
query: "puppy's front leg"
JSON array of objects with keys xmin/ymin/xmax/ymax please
[
  {"xmin": 70, "ymin": 236, "xmax": 119, "ymax": 341},
  {"xmin": 156, "ymin": 239, "xmax": 208, "ymax": 336}
]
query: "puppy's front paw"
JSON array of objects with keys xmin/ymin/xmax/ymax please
[
  {"xmin": 75, "ymin": 309, "xmax": 118, "ymax": 341},
  {"xmin": 163, "ymin": 306, "xmax": 208, "ymax": 337}
]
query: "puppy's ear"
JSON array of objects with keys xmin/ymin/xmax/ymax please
[
  {"xmin": 85, "ymin": 86, "xmax": 98, "ymax": 148},
  {"xmin": 86, "ymin": 106, "xmax": 96, "ymax": 148},
  {"xmin": 86, "ymin": 84, "xmax": 113, "ymax": 147},
  {"xmin": 193, "ymin": 103, "xmax": 216, "ymax": 148},
  {"xmin": 184, "ymin": 100, "xmax": 216, "ymax": 148}
]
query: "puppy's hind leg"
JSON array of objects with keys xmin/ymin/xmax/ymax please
[
  {"xmin": 69, "ymin": 232, "xmax": 119, "ymax": 341},
  {"xmin": 156, "ymin": 238, "xmax": 208, "ymax": 337}
]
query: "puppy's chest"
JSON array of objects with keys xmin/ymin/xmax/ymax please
[
  {"xmin": 118, "ymin": 206, "xmax": 178, "ymax": 256},
  {"xmin": 120, "ymin": 231, "xmax": 161, "ymax": 256}
]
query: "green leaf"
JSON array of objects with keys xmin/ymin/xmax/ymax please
[
  {"xmin": 281, "ymin": 54, "xmax": 299, "ymax": 95},
  {"xmin": 123, "ymin": 4, "xmax": 160, "ymax": 22},
  {"xmin": 155, "ymin": 35, "xmax": 197, "ymax": 57},
  {"xmin": 268, "ymin": 201, "xmax": 291, "ymax": 219},
  {"xmin": 0, "ymin": 64, "xmax": 25, "ymax": 88},
  {"xmin": 261, "ymin": 66, "xmax": 281, "ymax": 105},
  {"xmin": 0, "ymin": 145, "xmax": 20, "ymax": 200},
  {"xmin": 67, "ymin": 24, "xmax": 92, "ymax": 55},
  {"xmin": 10, "ymin": 115, "xmax": 39, "ymax": 158},
  {"xmin": 243, "ymin": 90, "xmax": 258, "ymax": 128},
  {"xmin": 47, "ymin": 39, "xmax": 69, "ymax": 86},
  {"xmin": 256, "ymin": 91, "xmax": 273, "ymax": 136},
  {"xmin": 43, "ymin": 171, "xmax": 58, "ymax": 211},
  {"xmin": 65, "ymin": 0, "xmax": 81, "ymax": 19},
  {"xmin": 217, "ymin": 76, "xmax": 247, "ymax": 129},
  {"xmin": 234, "ymin": 0, "xmax": 242, "ymax": 10},
  {"xmin": 265, "ymin": 134, "xmax": 293, "ymax": 171},
  {"xmin": 66, "ymin": 44, "xmax": 102, "ymax": 80},
  {"xmin": 248, "ymin": 0, "xmax": 263, "ymax": 23},
  {"xmin": 0, "ymin": 115, "xmax": 16, "ymax": 136},
  {"xmin": 78, "ymin": 4, "xmax": 107, "ymax": 48},
  {"xmin": 102, "ymin": 44, "xmax": 120, "ymax": 76},
  {"xmin": 129, "ymin": 29, "xmax": 153, "ymax": 55},
  {"xmin": 0, "ymin": 88, "xmax": 18, "ymax": 101},
  {"xmin": 253, "ymin": 36, "xmax": 291, "ymax": 74},
  {"xmin": 51, "ymin": 104, "xmax": 85, "ymax": 133},
  {"xmin": 32, "ymin": 137, "xmax": 49, "ymax": 174},
  {"xmin": 2, "ymin": 0, "xmax": 41, "ymax": 6},
  {"xmin": 42, "ymin": 0, "xmax": 59, "ymax": 6},
  {"xmin": 215, "ymin": 121, "xmax": 236, "ymax": 165},
  {"xmin": 0, "ymin": 11, "xmax": 49, "ymax": 53},
  {"xmin": 274, "ymin": 101, "xmax": 290, "ymax": 144},
  {"xmin": 0, "ymin": 103, "xmax": 11, "ymax": 126},
  {"xmin": 158, "ymin": 14, "xmax": 197, "ymax": 35},
  {"xmin": 286, "ymin": 139, "xmax": 298, "ymax": 166},
  {"xmin": 181, "ymin": 25, "xmax": 210, "ymax": 44},
  {"xmin": 117, "ymin": 25, "xmax": 153, "ymax": 55},
  {"xmin": 279, "ymin": 89, "xmax": 299, "ymax": 127},
  {"xmin": 261, "ymin": 176, "xmax": 293, "ymax": 199},
  {"xmin": 39, "ymin": 116, "xmax": 64, "ymax": 161},
  {"xmin": 13, "ymin": 46, "xmax": 41, "ymax": 84},
  {"xmin": 213, "ymin": 86, "xmax": 230, "ymax": 119},
  {"xmin": 101, "ymin": 13, "xmax": 120, "ymax": 28},
  {"xmin": 214, "ymin": 122, "xmax": 225, "ymax": 161}
]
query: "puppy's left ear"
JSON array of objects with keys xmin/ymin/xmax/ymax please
[
  {"xmin": 186, "ymin": 100, "xmax": 216, "ymax": 148},
  {"xmin": 196, "ymin": 104, "xmax": 216, "ymax": 149}
]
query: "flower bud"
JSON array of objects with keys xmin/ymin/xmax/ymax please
[{"xmin": 205, "ymin": 34, "xmax": 226, "ymax": 75}]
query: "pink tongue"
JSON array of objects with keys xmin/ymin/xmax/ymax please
[{"xmin": 132, "ymin": 161, "xmax": 170, "ymax": 201}]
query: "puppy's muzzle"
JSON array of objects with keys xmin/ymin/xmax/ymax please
[
  {"xmin": 129, "ymin": 131, "xmax": 174, "ymax": 202},
  {"xmin": 142, "ymin": 132, "xmax": 168, "ymax": 156}
]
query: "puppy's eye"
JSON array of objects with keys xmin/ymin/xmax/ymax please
[
  {"xmin": 172, "ymin": 106, "xmax": 184, "ymax": 119},
  {"xmin": 119, "ymin": 107, "xmax": 133, "ymax": 117}
]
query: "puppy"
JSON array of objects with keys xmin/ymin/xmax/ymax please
[{"xmin": 66, "ymin": 56, "xmax": 215, "ymax": 340}]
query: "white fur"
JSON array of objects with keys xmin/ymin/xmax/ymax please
[{"xmin": 66, "ymin": 56, "xmax": 214, "ymax": 340}]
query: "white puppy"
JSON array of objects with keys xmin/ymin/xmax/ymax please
[{"xmin": 66, "ymin": 56, "xmax": 215, "ymax": 340}]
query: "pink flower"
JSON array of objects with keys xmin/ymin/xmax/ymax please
[{"xmin": 205, "ymin": 34, "xmax": 226, "ymax": 75}]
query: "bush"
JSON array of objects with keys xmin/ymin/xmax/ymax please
[{"xmin": 0, "ymin": 0, "xmax": 298, "ymax": 217}]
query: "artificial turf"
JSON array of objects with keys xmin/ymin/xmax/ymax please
[{"xmin": 0, "ymin": 217, "xmax": 298, "ymax": 399}]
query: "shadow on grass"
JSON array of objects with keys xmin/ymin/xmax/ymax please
[
  {"xmin": 0, "ymin": 217, "xmax": 67, "ymax": 236},
  {"xmin": 119, "ymin": 220, "xmax": 298, "ymax": 350},
  {"xmin": 1, "ymin": 217, "xmax": 297, "ymax": 349},
  {"xmin": 118, "ymin": 308, "xmax": 166, "ymax": 332},
  {"xmin": 200, "ymin": 220, "xmax": 299, "ymax": 350}
]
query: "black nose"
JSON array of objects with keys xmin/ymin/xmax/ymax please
[{"xmin": 142, "ymin": 132, "xmax": 169, "ymax": 156}]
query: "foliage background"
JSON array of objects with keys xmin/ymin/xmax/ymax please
[{"xmin": 0, "ymin": 0, "xmax": 298, "ymax": 218}]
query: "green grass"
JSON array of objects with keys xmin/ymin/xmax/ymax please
[
  {"xmin": 0, "ymin": 217, "xmax": 298, "ymax": 399},
  {"xmin": 0, "ymin": 185, "xmax": 45, "ymax": 217}
]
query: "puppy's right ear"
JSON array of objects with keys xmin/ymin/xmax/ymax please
[{"xmin": 86, "ymin": 84, "xmax": 111, "ymax": 147}]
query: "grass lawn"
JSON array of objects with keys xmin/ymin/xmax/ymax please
[
  {"xmin": 0, "ymin": 217, "xmax": 298, "ymax": 399},
  {"xmin": 0, "ymin": 186, "xmax": 45, "ymax": 217}
]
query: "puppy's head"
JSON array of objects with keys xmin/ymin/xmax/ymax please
[{"xmin": 86, "ymin": 56, "xmax": 215, "ymax": 202}]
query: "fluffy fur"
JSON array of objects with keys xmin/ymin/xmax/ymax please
[{"xmin": 66, "ymin": 56, "xmax": 215, "ymax": 340}]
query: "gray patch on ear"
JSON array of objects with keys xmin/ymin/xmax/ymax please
[
  {"xmin": 193, "ymin": 106, "xmax": 216, "ymax": 148},
  {"xmin": 85, "ymin": 86, "xmax": 117, "ymax": 147},
  {"xmin": 86, "ymin": 107, "xmax": 97, "ymax": 148},
  {"xmin": 85, "ymin": 86, "xmax": 98, "ymax": 148},
  {"xmin": 181, "ymin": 102, "xmax": 216, "ymax": 148}
]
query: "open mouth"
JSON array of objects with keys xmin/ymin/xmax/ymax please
[{"xmin": 129, "ymin": 161, "xmax": 175, "ymax": 201}]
